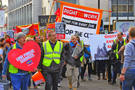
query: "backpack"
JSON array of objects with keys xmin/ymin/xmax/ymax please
[{"xmin": 108, "ymin": 51, "xmax": 117, "ymax": 65}]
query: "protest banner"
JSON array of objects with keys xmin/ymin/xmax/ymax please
[
  {"xmin": 6, "ymin": 30, "xmax": 14, "ymax": 41},
  {"xmin": 8, "ymin": 41, "xmax": 41, "ymax": 71},
  {"xmin": 59, "ymin": 1, "xmax": 103, "ymax": 45},
  {"xmin": 89, "ymin": 34, "xmax": 126, "ymax": 60},
  {"xmin": 16, "ymin": 23, "xmax": 40, "ymax": 36},
  {"xmin": 46, "ymin": 23, "xmax": 55, "ymax": 38},
  {"xmin": 55, "ymin": 22, "xmax": 66, "ymax": 39}
]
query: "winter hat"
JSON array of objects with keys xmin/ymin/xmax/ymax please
[{"xmin": 17, "ymin": 32, "xmax": 26, "ymax": 40}]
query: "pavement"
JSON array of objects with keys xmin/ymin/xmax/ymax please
[{"xmin": 9, "ymin": 74, "xmax": 121, "ymax": 90}]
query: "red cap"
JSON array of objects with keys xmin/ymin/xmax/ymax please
[{"xmin": 6, "ymin": 39, "xmax": 11, "ymax": 44}]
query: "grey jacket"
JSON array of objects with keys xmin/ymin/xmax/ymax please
[
  {"xmin": 37, "ymin": 42, "xmax": 66, "ymax": 73},
  {"xmin": 65, "ymin": 43, "xmax": 83, "ymax": 67}
]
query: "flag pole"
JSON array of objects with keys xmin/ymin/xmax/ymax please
[
  {"xmin": 47, "ymin": 1, "xmax": 56, "ymax": 30},
  {"xmin": 108, "ymin": 8, "xmax": 111, "ymax": 32}
]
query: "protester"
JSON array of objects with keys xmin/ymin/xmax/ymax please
[
  {"xmin": 34, "ymin": 35, "xmax": 42, "ymax": 47},
  {"xmin": 118, "ymin": 35, "xmax": 130, "ymax": 90},
  {"xmin": 81, "ymin": 45, "xmax": 92, "ymax": 81},
  {"xmin": 111, "ymin": 32, "xmax": 126, "ymax": 85},
  {"xmin": 0, "ymin": 44, "xmax": 4, "ymax": 80},
  {"xmin": 26, "ymin": 37, "xmax": 32, "ymax": 42},
  {"xmin": 37, "ymin": 31, "xmax": 66, "ymax": 90},
  {"xmin": 28, "ymin": 36, "xmax": 42, "ymax": 89},
  {"xmin": 119, "ymin": 27, "xmax": 135, "ymax": 90},
  {"xmin": 96, "ymin": 60, "xmax": 107, "ymax": 80},
  {"xmin": 5, "ymin": 34, "xmax": 10, "ymax": 40},
  {"xmin": 2, "ymin": 32, "xmax": 30, "ymax": 90},
  {"xmin": 0, "ymin": 38, "xmax": 5, "ymax": 46},
  {"xmin": 64, "ymin": 35, "xmax": 83, "ymax": 90},
  {"xmin": 40, "ymin": 35, "xmax": 45, "ymax": 42},
  {"xmin": 75, "ymin": 34, "xmax": 91, "ymax": 86}
]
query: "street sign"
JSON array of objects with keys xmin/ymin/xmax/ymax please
[{"xmin": 38, "ymin": 15, "xmax": 56, "ymax": 26}]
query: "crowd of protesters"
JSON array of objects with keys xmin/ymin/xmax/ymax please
[{"xmin": 0, "ymin": 26, "xmax": 135, "ymax": 90}]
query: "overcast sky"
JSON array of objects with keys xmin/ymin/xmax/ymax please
[{"xmin": 2, "ymin": 0, "xmax": 8, "ymax": 6}]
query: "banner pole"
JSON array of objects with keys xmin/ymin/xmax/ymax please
[
  {"xmin": 47, "ymin": 1, "xmax": 56, "ymax": 30},
  {"xmin": 109, "ymin": 8, "xmax": 111, "ymax": 32}
]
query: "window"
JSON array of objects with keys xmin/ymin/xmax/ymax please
[
  {"xmin": 111, "ymin": 0, "xmax": 134, "ymax": 17},
  {"xmin": 56, "ymin": 0, "xmax": 76, "ymax": 9},
  {"xmin": 42, "ymin": 7, "xmax": 46, "ymax": 15}
]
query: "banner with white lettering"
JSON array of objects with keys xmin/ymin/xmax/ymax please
[
  {"xmin": 59, "ymin": 1, "xmax": 103, "ymax": 45},
  {"xmin": 89, "ymin": 34, "xmax": 126, "ymax": 60}
]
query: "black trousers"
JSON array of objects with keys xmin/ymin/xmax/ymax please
[
  {"xmin": 112, "ymin": 61, "xmax": 121, "ymax": 83},
  {"xmin": 81, "ymin": 57, "xmax": 92, "ymax": 79},
  {"xmin": 97, "ymin": 60, "xmax": 106, "ymax": 77},
  {"xmin": 107, "ymin": 60, "xmax": 112, "ymax": 82},
  {"xmin": 62, "ymin": 64, "xmax": 67, "ymax": 77},
  {"xmin": 43, "ymin": 72, "xmax": 59, "ymax": 90}
]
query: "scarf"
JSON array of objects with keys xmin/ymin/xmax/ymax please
[{"xmin": 70, "ymin": 41, "xmax": 78, "ymax": 48}]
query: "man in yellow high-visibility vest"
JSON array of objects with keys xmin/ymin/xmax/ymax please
[
  {"xmin": 2, "ymin": 32, "xmax": 30, "ymax": 90},
  {"xmin": 37, "ymin": 31, "xmax": 66, "ymax": 90},
  {"xmin": 111, "ymin": 32, "xmax": 126, "ymax": 85}
]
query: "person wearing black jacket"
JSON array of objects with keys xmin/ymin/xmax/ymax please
[
  {"xmin": 75, "ymin": 34, "xmax": 91, "ymax": 85},
  {"xmin": 33, "ymin": 35, "xmax": 42, "ymax": 47},
  {"xmin": 37, "ymin": 31, "xmax": 66, "ymax": 90},
  {"xmin": 64, "ymin": 35, "xmax": 83, "ymax": 90},
  {"xmin": 111, "ymin": 32, "xmax": 126, "ymax": 85}
]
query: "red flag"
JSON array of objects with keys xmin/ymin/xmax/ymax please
[
  {"xmin": 16, "ymin": 24, "xmax": 35, "ymax": 36},
  {"xmin": 55, "ymin": 8, "xmax": 60, "ymax": 22}
]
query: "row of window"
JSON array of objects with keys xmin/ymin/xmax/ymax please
[
  {"xmin": 9, "ymin": 4, "xmax": 32, "ymax": 26},
  {"xmin": 112, "ymin": 0, "xmax": 133, "ymax": 4},
  {"xmin": 111, "ymin": 0, "xmax": 134, "ymax": 16},
  {"xmin": 8, "ymin": 0, "xmax": 32, "ymax": 11}
]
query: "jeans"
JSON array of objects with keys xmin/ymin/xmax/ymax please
[
  {"xmin": 112, "ymin": 61, "xmax": 121, "ymax": 83},
  {"xmin": 10, "ymin": 73, "xmax": 30, "ymax": 90},
  {"xmin": 58, "ymin": 67, "xmax": 63, "ymax": 83},
  {"xmin": 122, "ymin": 69, "xmax": 135, "ymax": 90},
  {"xmin": 43, "ymin": 72, "xmax": 59, "ymax": 90}
]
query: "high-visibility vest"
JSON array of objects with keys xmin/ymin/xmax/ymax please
[
  {"xmin": 80, "ymin": 40, "xmax": 84, "ymax": 62},
  {"xmin": 42, "ymin": 40, "xmax": 63, "ymax": 67},
  {"xmin": 9, "ymin": 44, "xmax": 18, "ymax": 74},
  {"xmin": 113, "ymin": 39, "xmax": 126, "ymax": 59}
]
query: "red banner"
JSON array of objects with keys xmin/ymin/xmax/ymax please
[
  {"xmin": 16, "ymin": 23, "xmax": 40, "ymax": 36},
  {"xmin": 63, "ymin": 7, "xmax": 99, "ymax": 21}
]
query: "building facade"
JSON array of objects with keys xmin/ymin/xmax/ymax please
[
  {"xmin": 8, "ymin": 0, "xmax": 41, "ymax": 30},
  {"xmin": 8, "ymin": 0, "xmax": 135, "ymax": 30}
]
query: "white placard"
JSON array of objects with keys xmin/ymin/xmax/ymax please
[
  {"xmin": 89, "ymin": 34, "xmax": 126, "ymax": 60},
  {"xmin": 61, "ymin": 5, "xmax": 103, "ymax": 45}
]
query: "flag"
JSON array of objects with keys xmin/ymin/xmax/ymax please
[
  {"xmin": 55, "ymin": 8, "xmax": 60, "ymax": 22},
  {"xmin": 16, "ymin": 24, "xmax": 35, "ymax": 36}
]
